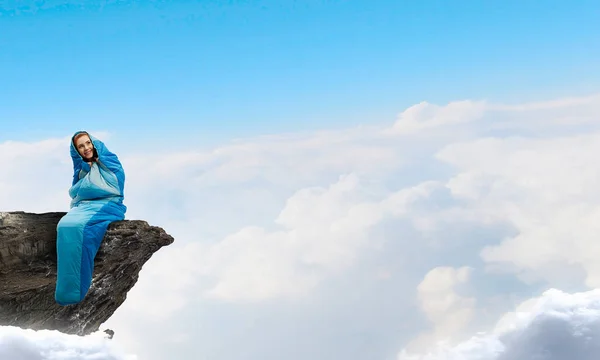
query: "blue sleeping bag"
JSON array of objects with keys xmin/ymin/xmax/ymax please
[{"xmin": 55, "ymin": 131, "xmax": 127, "ymax": 305}]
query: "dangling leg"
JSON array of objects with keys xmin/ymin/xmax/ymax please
[
  {"xmin": 55, "ymin": 205, "xmax": 94, "ymax": 305},
  {"xmin": 78, "ymin": 209, "xmax": 121, "ymax": 301}
]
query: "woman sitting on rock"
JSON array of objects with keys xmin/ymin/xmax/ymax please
[{"xmin": 55, "ymin": 131, "xmax": 127, "ymax": 305}]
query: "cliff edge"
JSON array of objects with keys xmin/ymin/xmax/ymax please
[{"xmin": 0, "ymin": 211, "xmax": 173, "ymax": 336}]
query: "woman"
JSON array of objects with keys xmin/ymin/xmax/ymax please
[{"xmin": 55, "ymin": 131, "xmax": 127, "ymax": 305}]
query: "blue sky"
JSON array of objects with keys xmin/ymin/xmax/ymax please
[{"xmin": 1, "ymin": 0, "xmax": 599, "ymax": 145}]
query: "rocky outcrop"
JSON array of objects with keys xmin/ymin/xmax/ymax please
[{"xmin": 0, "ymin": 211, "xmax": 173, "ymax": 336}]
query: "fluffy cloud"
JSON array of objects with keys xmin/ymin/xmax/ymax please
[
  {"xmin": 389, "ymin": 100, "xmax": 487, "ymax": 135},
  {"xmin": 398, "ymin": 288, "xmax": 600, "ymax": 360},
  {"xmin": 0, "ymin": 137, "xmax": 71, "ymax": 212},
  {"xmin": 436, "ymin": 132, "xmax": 600, "ymax": 287},
  {"xmin": 196, "ymin": 174, "xmax": 439, "ymax": 302},
  {"xmin": 0, "ymin": 326, "xmax": 134, "ymax": 360},
  {"xmin": 406, "ymin": 266, "xmax": 476, "ymax": 352}
]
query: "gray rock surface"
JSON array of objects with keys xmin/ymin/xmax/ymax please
[{"xmin": 0, "ymin": 211, "xmax": 174, "ymax": 336}]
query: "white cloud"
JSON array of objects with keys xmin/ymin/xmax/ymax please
[
  {"xmin": 200, "ymin": 175, "xmax": 437, "ymax": 302},
  {"xmin": 0, "ymin": 137, "xmax": 71, "ymax": 212},
  {"xmin": 0, "ymin": 326, "xmax": 135, "ymax": 360},
  {"xmin": 124, "ymin": 125, "xmax": 401, "ymax": 189},
  {"xmin": 389, "ymin": 100, "xmax": 487, "ymax": 135},
  {"xmin": 434, "ymin": 133, "xmax": 600, "ymax": 287},
  {"xmin": 398, "ymin": 288, "xmax": 600, "ymax": 360},
  {"xmin": 495, "ymin": 93, "xmax": 600, "ymax": 111},
  {"xmin": 406, "ymin": 266, "xmax": 476, "ymax": 352}
]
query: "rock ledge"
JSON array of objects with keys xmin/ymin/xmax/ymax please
[{"xmin": 0, "ymin": 211, "xmax": 173, "ymax": 335}]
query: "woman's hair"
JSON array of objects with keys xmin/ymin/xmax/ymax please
[{"xmin": 73, "ymin": 131, "xmax": 90, "ymax": 145}]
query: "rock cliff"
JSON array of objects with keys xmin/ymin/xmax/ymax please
[{"xmin": 0, "ymin": 211, "xmax": 173, "ymax": 336}]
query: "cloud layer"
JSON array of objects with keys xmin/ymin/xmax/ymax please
[
  {"xmin": 1, "ymin": 92, "xmax": 600, "ymax": 359},
  {"xmin": 0, "ymin": 327, "xmax": 134, "ymax": 360},
  {"xmin": 399, "ymin": 288, "xmax": 600, "ymax": 360}
]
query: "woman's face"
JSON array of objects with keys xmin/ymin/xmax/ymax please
[{"xmin": 74, "ymin": 134, "xmax": 94, "ymax": 160}]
